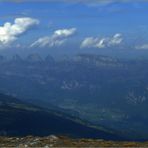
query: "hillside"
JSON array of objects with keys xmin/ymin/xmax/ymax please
[{"xmin": 0, "ymin": 93, "xmax": 124, "ymax": 140}]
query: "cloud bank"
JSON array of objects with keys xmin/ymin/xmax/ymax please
[
  {"xmin": 81, "ymin": 33, "xmax": 123, "ymax": 49},
  {"xmin": 31, "ymin": 28, "xmax": 76, "ymax": 48},
  {"xmin": 0, "ymin": 17, "xmax": 39, "ymax": 48}
]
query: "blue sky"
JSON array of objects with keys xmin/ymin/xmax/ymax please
[{"xmin": 0, "ymin": 0, "xmax": 148, "ymax": 53}]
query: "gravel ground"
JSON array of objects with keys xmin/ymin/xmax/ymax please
[{"xmin": 0, "ymin": 135, "xmax": 148, "ymax": 147}]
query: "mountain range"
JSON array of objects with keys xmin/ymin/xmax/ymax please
[{"xmin": 0, "ymin": 53, "xmax": 148, "ymax": 140}]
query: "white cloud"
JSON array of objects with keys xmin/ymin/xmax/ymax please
[
  {"xmin": 108, "ymin": 33, "xmax": 123, "ymax": 46},
  {"xmin": 135, "ymin": 44, "xmax": 148, "ymax": 50},
  {"xmin": 81, "ymin": 33, "xmax": 123, "ymax": 49},
  {"xmin": 96, "ymin": 38, "xmax": 108, "ymax": 48},
  {"xmin": 80, "ymin": 37, "xmax": 100, "ymax": 48},
  {"xmin": 0, "ymin": 17, "xmax": 39, "ymax": 48},
  {"xmin": 54, "ymin": 28, "xmax": 76, "ymax": 38},
  {"xmin": 31, "ymin": 28, "xmax": 76, "ymax": 48}
]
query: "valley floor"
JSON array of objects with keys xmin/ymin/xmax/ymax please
[{"xmin": 0, "ymin": 135, "xmax": 148, "ymax": 147}]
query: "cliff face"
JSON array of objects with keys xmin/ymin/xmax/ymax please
[{"xmin": 0, "ymin": 136, "xmax": 148, "ymax": 147}]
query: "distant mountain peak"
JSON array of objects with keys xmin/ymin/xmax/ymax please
[
  {"xmin": 26, "ymin": 53, "xmax": 43, "ymax": 62},
  {"xmin": 12, "ymin": 54, "xmax": 23, "ymax": 62},
  {"xmin": 45, "ymin": 55, "xmax": 55, "ymax": 63},
  {"xmin": 0, "ymin": 55, "xmax": 6, "ymax": 62}
]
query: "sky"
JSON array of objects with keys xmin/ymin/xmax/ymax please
[{"xmin": 0, "ymin": 0, "xmax": 148, "ymax": 57}]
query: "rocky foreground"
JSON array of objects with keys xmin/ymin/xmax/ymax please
[{"xmin": 0, "ymin": 135, "xmax": 148, "ymax": 147}]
